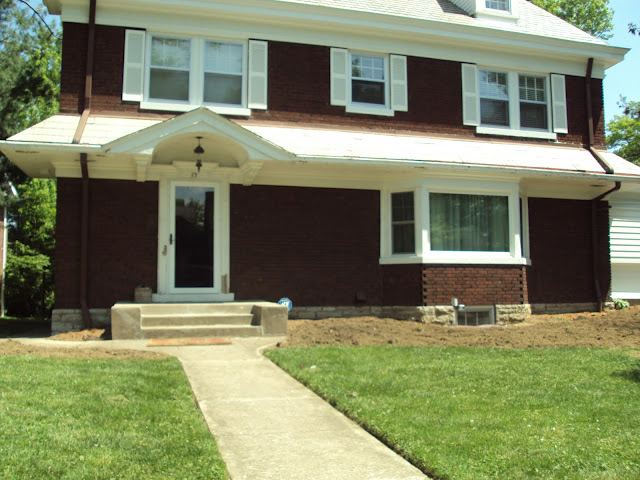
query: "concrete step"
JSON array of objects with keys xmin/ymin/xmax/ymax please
[
  {"xmin": 140, "ymin": 302, "xmax": 255, "ymax": 316},
  {"xmin": 141, "ymin": 324, "xmax": 262, "ymax": 339},
  {"xmin": 141, "ymin": 313, "xmax": 254, "ymax": 328}
]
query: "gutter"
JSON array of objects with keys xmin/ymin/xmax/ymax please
[{"xmin": 72, "ymin": 0, "xmax": 97, "ymax": 329}]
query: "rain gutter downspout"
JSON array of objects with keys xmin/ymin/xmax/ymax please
[
  {"xmin": 72, "ymin": 0, "xmax": 97, "ymax": 328},
  {"xmin": 585, "ymin": 57, "xmax": 618, "ymax": 312}
]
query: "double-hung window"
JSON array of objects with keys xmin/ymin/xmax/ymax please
[
  {"xmin": 461, "ymin": 63, "xmax": 567, "ymax": 139},
  {"xmin": 381, "ymin": 183, "xmax": 526, "ymax": 265},
  {"xmin": 330, "ymin": 48, "xmax": 408, "ymax": 116},
  {"xmin": 485, "ymin": 0, "xmax": 509, "ymax": 11},
  {"xmin": 518, "ymin": 74, "xmax": 548, "ymax": 130},
  {"xmin": 351, "ymin": 53, "xmax": 387, "ymax": 106},
  {"xmin": 149, "ymin": 36, "xmax": 191, "ymax": 102},
  {"xmin": 203, "ymin": 41, "xmax": 244, "ymax": 106},
  {"xmin": 123, "ymin": 30, "xmax": 268, "ymax": 114}
]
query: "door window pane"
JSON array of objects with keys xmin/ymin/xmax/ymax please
[
  {"xmin": 430, "ymin": 193, "xmax": 509, "ymax": 252},
  {"xmin": 175, "ymin": 187, "xmax": 215, "ymax": 288}
]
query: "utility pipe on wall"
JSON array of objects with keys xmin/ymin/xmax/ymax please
[{"xmin": 72, "ymin": 0, "xmax": 97, "ymax": 328}]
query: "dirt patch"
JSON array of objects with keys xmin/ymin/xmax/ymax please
[
  {"xmin": 50, "ymin": 329, "xmax": 106, "ymax": 341},
  {"xmin": 280, "ymin": 306, "xmax": 640, "ymax": 349},
  {"xmin": 0, "ymin": 339, "xmax": 169, "ymax": 360}
]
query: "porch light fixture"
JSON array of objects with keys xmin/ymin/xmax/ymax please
[{"xmin": 194, "ymin": 136, "xmax": 204, "ymax": 172}]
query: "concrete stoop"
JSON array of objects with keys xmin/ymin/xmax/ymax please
[{"xmin": 111, "ymin": 301, "xmax": 287, "ymax": 340}]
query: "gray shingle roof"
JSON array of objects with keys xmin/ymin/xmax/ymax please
[{"xmin": 269, "ymin": 0, "xmax": 606, "ymax": 45}]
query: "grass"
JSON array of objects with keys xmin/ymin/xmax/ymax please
[
  {"xmin": 0, "ymin": 354, "xmax": 227, "ymax": 480},
  {"xmin": 266, "ymin": 346, "xmax": 640, "ymax": 480}
]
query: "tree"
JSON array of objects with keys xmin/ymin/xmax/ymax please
[
  {"xmin": 5, "ymin": 179, "xmax": 56, "ymax": 317},
  {"xmin": 531, "ymin": 0, "xmax": 614, "ymax": 40},
  {"xmin": 606, "ymin": 99, "xmax": 640, "ymax": 166},
  {"xmin": 0, "ymin": 1, "xmax": 60, "ymax": 317}
]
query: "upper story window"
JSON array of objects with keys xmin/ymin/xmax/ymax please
[
  {"xmin": 123, "ymin": 30, "xmax": 268, "ymax": 115},
  {"xmin": 351, "ymin": 53, "xmax": 387, "ymax": 106},
  {"xmin": 485, "ymin": 0, "xmax": 509, "ymax": 11},
  {"xmin": 461, "ymin": 63, "xmax": 568, "ymax": 140},
  {"xmin": 203, "ymin": 41, "xmax": 244, "ymax": 105},
  {"xmin": 330, "ymin": 48, "xmax": 407, "ymax": 116},
  {"xmin": 149, "ymin": 36, "xmax": 191, "ymax": 102}
]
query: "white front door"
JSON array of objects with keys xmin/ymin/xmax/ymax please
[{"xmin": 156, "ymin": 179, "xmax": 232, "ymax": 301}]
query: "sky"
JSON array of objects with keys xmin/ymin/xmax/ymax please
[{"xmin": 603, "ymin": 0, "xmax": 640, "ymax": 124}]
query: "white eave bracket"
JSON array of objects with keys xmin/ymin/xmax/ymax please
[{"xmin": 240, "ymin": 160, "xmax": 264, "ymax": 186}]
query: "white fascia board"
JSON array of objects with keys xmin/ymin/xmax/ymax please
[
  {"xmin": 0, "ymin": 140, "xmax": 102, "ymax": 154},
  {"xmin": 295, "ymin": 154, "xmax": 640, "ymax": 184},
  {"xmin": 44, "ymin": 0, "xmax": 62, "ymax": 15},
  {"xmin": 59, "ymin": 0, "xmax": 626, "ymax": 78}
]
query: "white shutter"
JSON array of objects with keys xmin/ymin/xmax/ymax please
[
  {"xmin": 551, "ymin": 74, "xmax": 568, "ymax": 134},
  {"xmin": 122, "ymin": 29, "xmax": 146, "ymax": 102},
  {"xmin": 390, "ymin": 54, "xmax": 408, "ymax": 112},
  {"xmin": 330, "ymin": 48, "xmax": 348, "ymax": 106},
  {"xmin": 248, "ymin": 40, "xmax": 268, "ymax": 110},
  {"xmin": 461, "ymin": 63, "xmax": 479, "ymax": 126}
]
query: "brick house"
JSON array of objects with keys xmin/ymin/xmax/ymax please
[{"xmin": 1, "ymin": 0, "xmax": 640, "ymax": 334}]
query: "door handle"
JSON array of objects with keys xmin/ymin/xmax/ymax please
[{"xmin": 169, "ymin": 234, "xmax": 173, "ymax": 245}]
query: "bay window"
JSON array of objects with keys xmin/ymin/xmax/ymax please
[
  {"xmin": 429, "ymin": 193, "xmax": 509, "ymax": 252},
  {"xmin": 381, "ymin": 184, "xmax": 526, "ymax": 265}
]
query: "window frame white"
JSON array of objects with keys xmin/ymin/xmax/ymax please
[
  {"xmin": 485, "ymin": 0, "xmax": 510, "ymax": 12},
  {"xmin": 141, "ymin": 33, "xmax": 250, "ymax": 116},
  {"xmin": 476, "ymin": 68, "xmax": 555, "ymax": 140},
  {"xmin": 380, "ymin": 180, "xmax": 528, "ymax": 265},
  {"xmin": 347, "ymin": 52, "xmax": 391, "ymax": 115}
]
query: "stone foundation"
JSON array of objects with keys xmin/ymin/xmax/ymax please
[
  {"xmin": 290, "ymin": 304, "xmax": 531, "ymax": 325},
  {"xmin": 50, "ymin": 309, "xmax": 111, "ymax": 334},
  {"xmin": 529, "ymin": 302, "xmax": 601, "ymax": 315}
]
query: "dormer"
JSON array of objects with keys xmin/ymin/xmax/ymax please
[{"xmin": 450, "ymin": 0, "xmax": 519, "ymax": 23}]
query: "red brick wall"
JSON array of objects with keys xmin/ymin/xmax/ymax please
[
  {"xmin": 229, "ymin": 184, "xmax": 385, "ymax": 305},
  {"xmin": 55, "ymin": 178, "xmax": 158, "ymax": 309},
  {"xmin": 60, "ymin": 24, "xmax": 603, "ymax": 147},
  {"xmin": 422, "ymin": 265, "xmax": 527, "ymax": 306},
  {"xmin": 526, "ymin": 197, "xmax": 610, "ymax": 304}
]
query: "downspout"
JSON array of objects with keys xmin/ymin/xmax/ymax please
[
  {"xmin": 585, "ymin": 57, "xmax": 618, "ymax": 312},
  {"xmin": 591, "ymin": 182, "xmax": 620, "ymax": 312},
  {"xmin": 72, "ymin": 0, "xmax": 97, "ymax": 328}
]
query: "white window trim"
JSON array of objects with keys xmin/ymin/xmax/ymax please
[
  {"xmin": 140, "ymin": 33, "xmax": 251, "ymax": 116},
  {"xmin": 345, "ymin": 51, "xmax": 393, "ymax": 116},
  {"xmin": 476, "ymin": 68, "xmax": 556, "ymax": 140},
  {"xmin": 380, "ymin": 181, "xmax": 529, "ymax": 266}
]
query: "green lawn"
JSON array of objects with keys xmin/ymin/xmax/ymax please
[
  {"xmin": 266, "ymin": 346, "xmax": 640, "ymax": 480},
  {"xmin": 0, "ymin": 354, "xmax": 227, "ymax": 480}
]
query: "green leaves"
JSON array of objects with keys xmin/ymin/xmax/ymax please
[
  {"xmin": 606, "ymin": 98, "xmax": 640, "ymax": 166},
  {"xmin": 531, "ymin": 0, "xmax": 614, "ymax": 40}
]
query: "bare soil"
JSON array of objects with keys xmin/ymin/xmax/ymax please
[
  {"xmin": 1, "ymin": 307, "xmax": 638, "ymax": 359},
  {"xmin": 280, "ymin": 306, "xmax": 640, "ymax": 349},
  {"xmin": 0, "ymin": 339, "xmax": 168, "ymax": 360}
]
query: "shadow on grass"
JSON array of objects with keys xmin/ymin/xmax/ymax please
[{"xmin": 0, "ymin": 317, "xmax": 51, "ymax": 338}]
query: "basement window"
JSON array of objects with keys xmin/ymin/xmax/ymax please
[{"xmin": 456, "ymin": 306, "xmax": 495, "ymax": 326}]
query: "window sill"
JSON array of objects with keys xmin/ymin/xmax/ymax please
[
  {"xmin": 346, "ymin": 105, "xmax": 395, "ymax": 117},
  {"xmin": 380, "ymin": 254, "xmax": 530, "ymax": 266},
  {"xmin": 140, "ymin": 101, "xmax": 251, "ymax": 117},
  {"xmin": 476, "ymin": 126, "xmax": 557, "ymax": 140}
]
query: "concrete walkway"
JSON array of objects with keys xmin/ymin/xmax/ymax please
[{"xmin": 12, "ymin": 337, "xmax": 429, "ymax": 480}]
